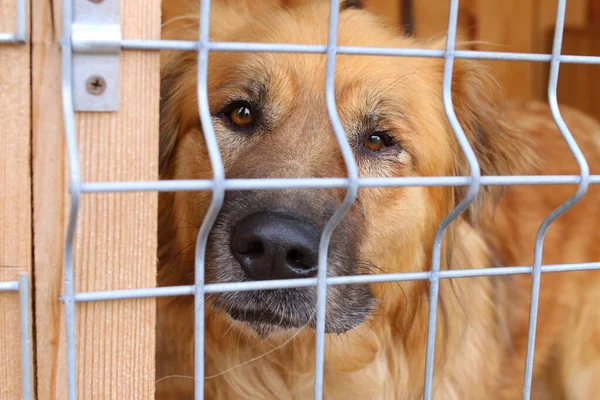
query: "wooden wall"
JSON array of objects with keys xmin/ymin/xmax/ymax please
[
  {"xmin": 0, "ymin": 0, "xmax": 32, "ymax": 398},
  {"xmin": 31, "ymin": 0, "xmax": 160, "ymax": 399},
  {"xmin": 2, "ymin": 1, "xmax": 160, "ymax": 398}
]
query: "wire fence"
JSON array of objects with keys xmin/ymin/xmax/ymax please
[{"xmin": 1, "ymin": 0, "xmax": 596, "ymax": 399}]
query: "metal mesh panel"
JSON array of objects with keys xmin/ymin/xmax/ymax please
[{"xmin": 56, "ymin": 0, "xmax": 600, "ymax": 399}]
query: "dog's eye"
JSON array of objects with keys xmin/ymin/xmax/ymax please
[
  {"xmin": 363, "ymin": 133, "xmax": 392, "ymax": 152},
  {"xmin": 227, "ymin": 102, "xmax": 255, "ymax": 129}
]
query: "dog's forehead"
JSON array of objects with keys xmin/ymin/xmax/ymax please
[
  {"xmin": 220, "ymin": 50, "xmax": 427, "ymax": 115},
  {"xmin": 249, "ymin": 3, "xmax": 404, "ymax": 46},
  {"xmin": 203, "ymin": 3, "xmax": 437, "ymax": 104},
  {"xmin": 226, "ymin": 11, "xmax": 428, "ymax": 90},
  {"xmin": 218, "ymin": 3, "xmax": 418, "ymax": 60}
]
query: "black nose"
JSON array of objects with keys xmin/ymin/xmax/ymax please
[{"xmin": 230, "ymin": 212, "xmax": 320, "ymax": 280}]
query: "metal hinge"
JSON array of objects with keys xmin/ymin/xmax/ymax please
[{"xmin": 71, "ymin": 0, "xmax": 121, "ymax": 112}]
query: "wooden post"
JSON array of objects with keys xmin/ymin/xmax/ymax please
[
  {"xmin": 473, "ymin": 0, "xmax": 535, "ymax": 100},
  {"xmin": 0, "ymin": 0, "xmax": 32, "ymax": 398},
  {"xmin": 533, "ymin": 0, "xmax": 588, "ymax": 100},
  {"xmin": 557, "ymin": 27, "xmax": 600, "ymax": 120},
  {"xmin": 32, "ymin": 0, "xmax": 160, "ymax": 397}
]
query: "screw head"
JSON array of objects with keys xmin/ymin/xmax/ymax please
[{"xmin": 86, "ymin": 76, "xmax": 106, "ymax": 96}]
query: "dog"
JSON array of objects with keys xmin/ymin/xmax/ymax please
[{"xmin": 156, "ymin": 1, "xmax": 600, "ymax": 398}]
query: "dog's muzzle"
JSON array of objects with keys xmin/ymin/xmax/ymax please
[{"xmin": 206, "ymin": 190, "xmax": 375, "ymax": 335}]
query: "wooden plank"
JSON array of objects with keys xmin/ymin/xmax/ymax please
[
  {"xmin": 411, "ymin": 0, "xmax": 589, "ymax": 103},
  {"xmin": 32, "ymin": 0, "xmax": 160, "ymax": 398},
  {"xmin": 413, "ymin": 0, "xmax": 452, "ymax": 38},
  {"xmin": 0, "ymin": 0, "xmax": 32, "ymax": 398},
  {"xmin": 474, "ymin": 0, "xmax": 535, "ymax": 100},
  {"xmin": 31, "ymin": 1, "xmax": 66, "ymax": 396},
  {"xmin": 413, "ymin": 0, "xmax": 534, "ymax": 100},
  {"xmin": 556, "ymin": 27, "xmax": 600, "ymax": 120},
  {"xmin": 413, "ymin": 0, "xmax": 475, "ymax": 39},
  {"xmin": 591, "ymin": 0, "xmax": 600, "ymax": 23},
  {"xmin": 532, "ymin": 0, "xmax": 588, "ymax": 101}
]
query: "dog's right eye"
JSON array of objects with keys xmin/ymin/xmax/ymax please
[{"xmin": 223, "ymin": 101, "xmax": 256, "ymax": 130}]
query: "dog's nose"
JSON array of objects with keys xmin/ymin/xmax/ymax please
[{"xmin": 230, "ymin": 212, "xmax": 320, "ymax": 280}]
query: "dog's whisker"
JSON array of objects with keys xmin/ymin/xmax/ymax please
[
  {"xmin": 155, "ymin": 374, "xmax": 194, "ymax": 385},
  {"xmin": 175, "ymin": 226, "xmax": 200, "ymax": 231},
  {"xmin": 354, "ymin": 260, "xmax": 409, "ymax": 306},
  {"xmin": 159, "ymin": 241, "xmax": 198, "ymax": 280},
  {"xmin": 221, "ymin": 321, "xmax": 236, "ymax": 339},
  {"xmin": 205, "ymin": 320, "xmax": 311, "ymax": 380},
  {"xmin": 172, "ymin": 216, "xmax": 200, "ymax": 229}
]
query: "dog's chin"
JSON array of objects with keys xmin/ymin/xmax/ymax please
[
  {"xmin": 224, "ymin": 303, "xmax": 372, "ymax": 339},
  {"xmin": 226, "ymin": 307, "xmax": 309, "ymax": 338},
  {"xmin": 242, "ymin": 321, "xmax": 300, "ymax": 339}
]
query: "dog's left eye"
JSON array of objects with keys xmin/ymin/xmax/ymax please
[
  {"xmin": 230, "ymin": 104, "xmax": 254, "ymax": 128},
  {"xmin": 363, "ymin": 132, "xmax": 392, "ymax": 152},
  {"xmin": 222, "ymin": 101, "xmax": 256, "ymax": 130}
]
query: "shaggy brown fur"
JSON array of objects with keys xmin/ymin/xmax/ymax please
[{"xmin": 156, "ymin": 1, "xmax": 600, "ymax": 399}]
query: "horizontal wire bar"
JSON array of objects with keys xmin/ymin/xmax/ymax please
[
  {"xmin": 69, "ymin": 262, "xmax": 600, "ymax": 302},
  {"xmin": 0, "ymin": 33, "xmax": 19, "ymax": 43},
  {"xmin": 80, "ymin": 175, "xmax": 600, "ymax": 193},
  {"xmin": 66, "ymin": 285, "xmax": 195, "ymax": 301},
  {"xmin": 122, "ymin": 39, "xmax": 198, "ymax": 51},
  {"xmin": 119, "ymin": 39, "xmax": 600, "ymax": 64},
  {"xmin": 0, "ymin": 281, "xmax": 20, "ymax": 292},
  {"xmin": 560, "ymin": 54, "xmax": 600, "ymax": 64}
]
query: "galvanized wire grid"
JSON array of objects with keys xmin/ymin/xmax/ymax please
[
  {"xmin": 0, "ymin": 0, "xmax": 26, "ymax": 43},
  {"xmin": 58, "ymin": 1, "xmax": 600, "ymax": 400}
]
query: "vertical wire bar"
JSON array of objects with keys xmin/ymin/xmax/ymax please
[
  {"xmin": 15, "ymin": 0, "xmax": 27, "ymax": 42},
  {"xmin": 19, "ymin": 274, "xmax": 32, "ymax": 400},
  {"xmin": 313, "ymin": 1, "xmax": 359, "ymax": 399},
  {"xmin": 521, "ymin": 0, "xmax": 590, "ymax": 397},
  {"xmin": 195, "ymin": 0, "xmax": 226, "ymax": 399},
  {"xmin": 61, "ymin": 0, "xmax": 82, "ymax": 398},
  {"xmin": 422, "ymin": 0, "xmax": 481, "ymax": 398}
]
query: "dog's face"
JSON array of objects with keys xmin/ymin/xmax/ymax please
[{"xmin": 159, "ymin": 1, "xmax": 529, "ymax": 336}]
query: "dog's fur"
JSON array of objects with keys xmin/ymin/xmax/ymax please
[{"xmin": 156, "ymin": 1, "xmax": 600, "ymax": 398}]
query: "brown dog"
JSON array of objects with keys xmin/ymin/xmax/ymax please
[{"xmin": 156, "ymin": 1, "xmax": 600, "ymax": 398}]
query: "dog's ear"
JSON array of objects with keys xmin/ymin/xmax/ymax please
[
  {"xmin": 159, "ymin": 53, "xmax": 197, "ymax": 177},
  {"xmin": 449, "ymin": 58, "xmax": 538, "ymax": 223},
  {"xmin": 159, "ymin": 65, "xmax": 181, "ymax": 177}
]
